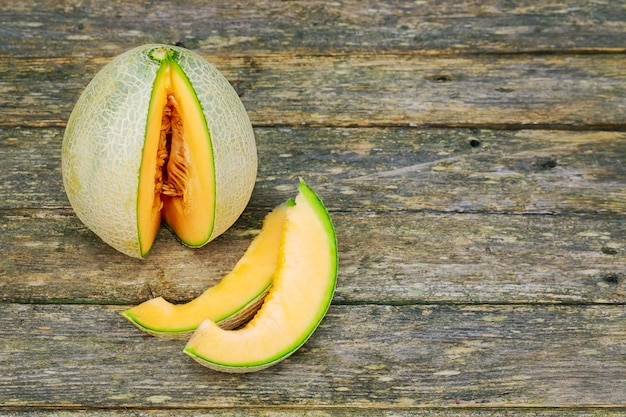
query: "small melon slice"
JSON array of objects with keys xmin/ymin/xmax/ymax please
[
  {"xmin": 184, "ymin": 179, "xmax": 337, "ymax": 373},
  {"xmin": 120, "ymin": 201, "xmax": 289, "ymax": 339},
  {"xmin": 62, "ymin": 44, "xmax": 256, "ymax": 258}
]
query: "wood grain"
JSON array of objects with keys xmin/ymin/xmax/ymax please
[
  {"xmin": 2, "ymin": 125, "xmax": 624, "ymax": 305},
  {"xmin": 2, "ymin": 208, "xmax": 624, "ymax": 305},
  {"xmin": 2, "ymin": 0, "xmax": 626, "ymax": 58},
  {"xmin": 2, "ymin": 127, "xmax": 625, "ymax": 214},
  {"xmin": 4, "ymin": 54, "xmax": 626, "ymax": 128},
  {"xmin": 3, "ymin": 411, "xmax": 626, "ymax": 417},
  {"xmin": 1, "ymin": 303, "xmax": 624, "ymax": 408}
]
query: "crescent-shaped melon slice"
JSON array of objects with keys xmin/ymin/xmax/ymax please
[
  {"xmin": 184, "ymin": 179, "xmax": 337, "ymax": 372},
  {"xmin": 120, "ymin": 201, "xmax": 289, "ymax": 339}
]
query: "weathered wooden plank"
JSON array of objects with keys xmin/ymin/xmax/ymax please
[
  {"xmin": 3, "ymin": 54, "xmax": 626, "ymax": 128},
  {"xmin": 2, "ymin": 0, "xmax": 626, "ymax": 58},
  {"xmin": 3, "ymin": 1, "xmax": 624, "ymax": 416},
  {"xmin": 3, "ymin": 410, "xmax": 626, "ymax": 417},
  {"xmin": 2, "ymin": 208, "xmax": 624, "ymax": 305},
  {"xmin": 0, "ymin": 303, "xmax": 624, "ymax": 408},
  {"xmin": 2, "ymin": 127, "xmax": 625, "ymax": 215}
]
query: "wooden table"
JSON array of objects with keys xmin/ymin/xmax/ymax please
[{"xmin": 2, "ymin": 1, "xmax": 625, "ymax": 415}]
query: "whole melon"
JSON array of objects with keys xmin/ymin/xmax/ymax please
[{"xmin": 62, "ymin": 44, "xmax": 257, "ymax": 258}]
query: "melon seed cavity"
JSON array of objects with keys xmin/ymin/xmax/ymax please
[{"xmin": 155, "ymin": 94, "xmax": 191, "ymax": 214}]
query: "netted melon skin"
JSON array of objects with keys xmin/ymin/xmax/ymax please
[{"xmin": 62, "ymin": 44, "xmax": 257, "ymax": 258}]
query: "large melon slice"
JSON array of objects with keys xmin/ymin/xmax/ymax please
[
  {"xmin": 120, "ymin": 201, "xmax": 289, "ymax": 339},
  {"xmin": 184, "ymin": 179, "xmax": 337, "ymax": 372},
  {"xmin": 62, "ymin": 44, "xmax": 256, "ymax": 258}
]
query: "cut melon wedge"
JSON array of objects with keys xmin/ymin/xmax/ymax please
[
  {"xmin": 120, "ymin": 202, "xmax": 289, "ymax": 339},
  {"xmin": 184, "ymin": 179, "xmax": 337, "ymax": 372},
  {"xmin": 138, "ymin": 54, "xmax": 217, "ymax": 254}
]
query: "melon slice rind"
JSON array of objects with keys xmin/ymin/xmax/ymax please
[
  {"xmin": 183, "ymin": 179, "xmax": 337, "ymax": 372},
  {"xmin": 120, "ymin": 202, "xmax": 290, "ymax": 339}
]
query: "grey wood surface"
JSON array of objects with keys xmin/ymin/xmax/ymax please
[
  {"xmin": 5, "ymin": 55, "xmax": 626, "ymax": 128},
  {"xmin": 2, "ymin": 304, "xmax": 625, "ymax": 407},
  {"xmin": 1, "ymin": 0, "xmax": 625, "ymax": 415}
]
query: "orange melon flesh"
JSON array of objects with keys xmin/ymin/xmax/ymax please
[
  {"xmin": 121, "ymin": 202, "xmax": 288, "ymax": 338},
  {"xmin": 138, "ymin": 57, "xmax": 215, "ymax": 256},
  {"xmin": 184, "ymin": 180, "xmax": 337, "ymax": 372}
]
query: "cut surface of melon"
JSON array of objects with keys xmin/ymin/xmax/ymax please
[
  {"xmin": 184, "ymin": 180, "xmax": 337, "ymax": 372},
  {"xmin": 121, "ymin": 202, "xmax": 289, "ymax": 339},
  {"xmin": 138, "ymin": 53, "xmax": 215, "ymax": 256}
]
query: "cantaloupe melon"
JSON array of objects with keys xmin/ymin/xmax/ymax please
[
  {"xmin": 184, "ymin": 179, "xmax": 337, "ymax": 373},
  {"xmin": 62, "ymin": 44, "xmax": 256, "ymax": 258},
  {"xmin": 120, "ymin": 201, "xmax": 289, "ymax": 339}
]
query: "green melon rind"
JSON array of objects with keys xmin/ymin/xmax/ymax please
[
  {"xmin": 183, "ymin": 179, "xmax": 338, "ymax": 372},
  {"xmin": 119, "ymin": 284, "xmax": 271, "ymax": 340},
  {"xmin": 62, "ymin": 44, "xmax": 257, "ymax": 258},
  {"xmin": 120, "ymin": 199, "xmax": 292, "ymax": 337}
]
